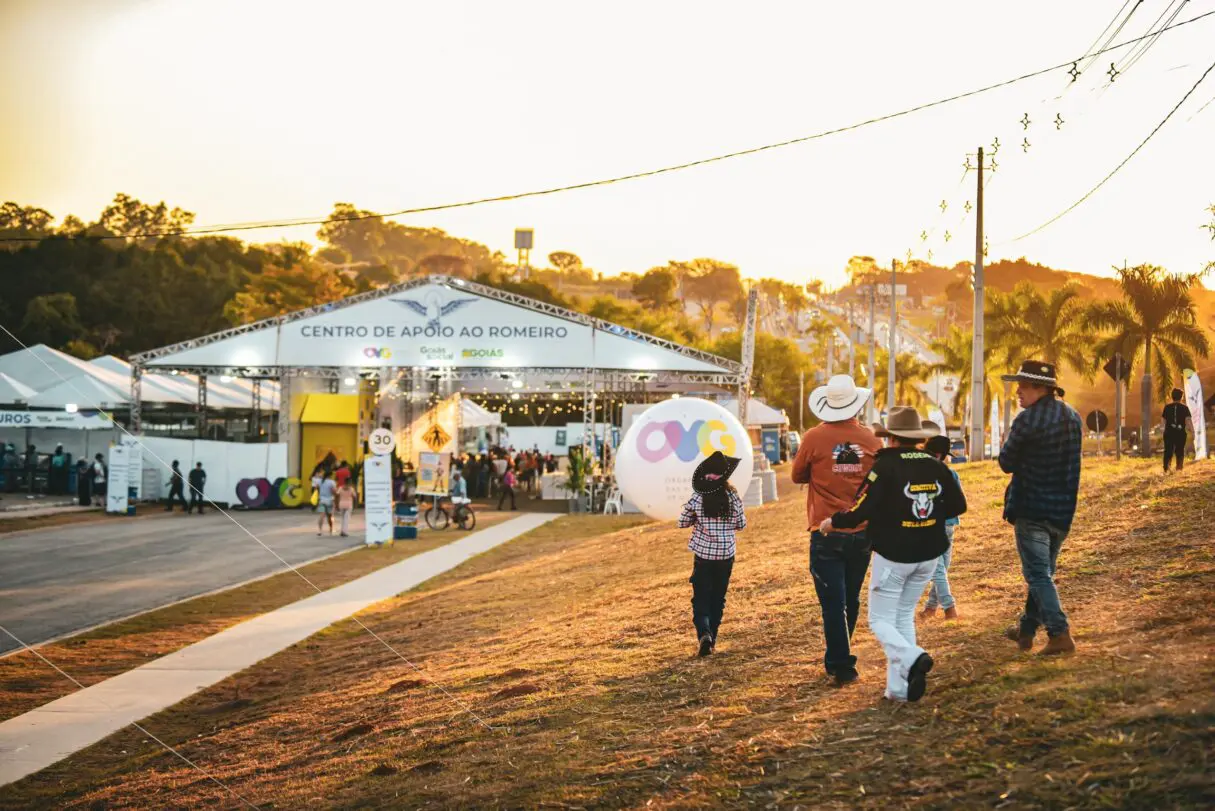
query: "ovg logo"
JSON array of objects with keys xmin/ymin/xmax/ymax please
[
  {"xmin": 363, "ymin": 347, "xmax": 393, "ymax": 359},
  {"xmin": 635, "ymin": 419, "xmax": 737, "ymax": 463}
]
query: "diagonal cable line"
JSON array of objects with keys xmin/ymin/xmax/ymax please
[
  {"xmin": 0, "ymin": 624, "xmax": 260, "ymax": 809},
  {"xmin": 0, "ymin": 322, "xmax": 498, "ymax": 733},
  {"xmin": 1010, "ymin": 56, "xmax": 1215, "ymax": 242},
  {"xmin": 0, "ymin": 10, "xmax": 1212, "ymax": 245}
]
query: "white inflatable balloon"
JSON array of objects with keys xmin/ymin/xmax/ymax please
[{"xmin": 615, "ymin": 397, "xmax": 754, "ymax": 521}]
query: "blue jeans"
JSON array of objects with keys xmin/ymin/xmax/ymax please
[
  {"xmin": 809, "ymin": 531, "xmax": 871, "ymax": 677},
  {"xmin": 1015, "ymin": 519, "xmax": 1069, "ymax": 637},
  {"xmin": 924, "ymin": 527, "xmax": 955, "ymax": 610},
  {"xmin": 690, "ymin": 556, "xmax": 734, "ymax": 640}
]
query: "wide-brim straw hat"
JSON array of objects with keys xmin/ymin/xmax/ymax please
[
  {"xmin": 809, "ymin": 374, "xmax": 872, "ymax": 422},
  {"xmin": 875, "ymin": 407, "xmax": 937, "ymax": 440}
]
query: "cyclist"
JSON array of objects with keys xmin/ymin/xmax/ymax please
[{"xmin": 450, "ymin": 468, "xmax": 468, "ymax": 502}]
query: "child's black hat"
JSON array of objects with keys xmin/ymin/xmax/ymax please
[{"xmin": 692, "ymin": 451, "xmax": 741, "ymax": 495}]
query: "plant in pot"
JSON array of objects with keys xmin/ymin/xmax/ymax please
[{"xmin": 563, "ymin": 447, "xmax": 593, "ymax": 513}]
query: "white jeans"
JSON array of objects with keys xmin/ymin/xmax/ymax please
[
  {"xmin": 868, "ymin": 553, "xmax": 939, "ymax": 700},
  {"xmin": 340, "ymin": 508, "xmax": 352, "ymax": 535}
]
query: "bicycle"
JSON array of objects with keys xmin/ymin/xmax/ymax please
[{"xmin": 423, "ymin": 495, "xmax": 477, "ymax": 531}]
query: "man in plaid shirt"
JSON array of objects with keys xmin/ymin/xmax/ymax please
[
  {"xmin": 678, "ymin": 451, "xmax": 747, "ymax": 656},
  {"xmin": 999, "ymin": 360, "xmax": 1082, "ymax": 656}
]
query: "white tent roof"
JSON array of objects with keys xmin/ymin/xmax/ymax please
[
  {"xmin": 133, "ymin": 276, "xmax": 740, "ymax": 377},
  {"xmin": 26, "ymin": 374, "xmax": 128, "ymax": 409},
  {"xmin": 461, "ymin": 398, "xmax": 502, "ymax": 428},
  {"xmin": 92, "ymin": 355, "xmax": 273, "ymax": 410},
  {"xmin": 0, "ymin": 344, "xmax": 99, "ymax": 392},
  {"xmin": 0, "ymin": 372, "xmax": 36, "ymax": 404},
  {"xmin": 721, "ymin": 398, "xmax": 789, "ymax": 427}
]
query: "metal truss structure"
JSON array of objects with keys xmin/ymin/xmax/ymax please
[{"xmin": 127, "ymin": 276, "xmax": 744, "ymax": 436}]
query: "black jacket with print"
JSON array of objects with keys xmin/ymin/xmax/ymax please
[{"xmin": 831, "ymin": 447, "xmax": 967, "ymax": 563}]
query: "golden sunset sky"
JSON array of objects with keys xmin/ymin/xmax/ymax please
[{"xmin": 2, "ymin": 0, "xmax": 1213, "ymax": 287}]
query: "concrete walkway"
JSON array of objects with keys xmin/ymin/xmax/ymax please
[{"xmin": 0, "ymin": 512, "xmax": 558, "ymax": 786}]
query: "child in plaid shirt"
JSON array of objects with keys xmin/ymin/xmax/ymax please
[{"xmin": 678, "ymin": 451, "xmax": 747, "ymax": 657}]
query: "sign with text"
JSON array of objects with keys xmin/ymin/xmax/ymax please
[
  {"xmin": 106, "ymin": 444, "xmax": 129, "ymax": 514},
  {"xmin": 120, "ymin": 436, "xmax": 144, "ymax": 499},
  {"xmin": 368, "ymin": 427, "xmax": 396, "ymax": 456},
  {"xmin": 416, "ymin": 451, "xmax": 451, "ymax": 497},
  {"xmin": 363, "ymin": 455, "xmax": 393, "ymax": 545},
  {"xmin": 0, "ymin": 410, "xmax": 114, "ymax": 430},
  {"xmin": 140, "ymin": 283, "xmax": 728, "ymax": 374}
]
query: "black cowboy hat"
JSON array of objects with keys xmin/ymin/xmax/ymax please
[
  {"xmin": 692, "ymin": 450, "xmax": 741, "ymax": 495},
  {"xmin": 1002, "ymin": 359, "xmax": 1065, "ymax": 397}
]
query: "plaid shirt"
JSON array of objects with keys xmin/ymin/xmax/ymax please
[
  {"xmin": 678, "ymin": 491, "xmax": 747, "ymax": 560},
  {"xmin": 999, "ymin": 394, "xmax": 1082, "ymax": 532}
]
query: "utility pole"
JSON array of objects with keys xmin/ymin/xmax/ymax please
[
  {"xmin": 888, "ymin": 259, "xmax": 898, "ymax": 411},
  {"xmin": 847, "ymin": 302, "xmax": 856, "ymax": 377},
  {"xmin": 827, "ymin": 331, "xmax": 835, "ymax": 377},
  {"xmin": 868, "ymin": 280, "xmax": 878, "ymax": 424},
  {"xmin": 1115, "ymin": 351, "xmax": 1123, "ymax": 461},
  {"xmin": 969, "ymin": 146, "xmax": 987, "ymax": 461}
]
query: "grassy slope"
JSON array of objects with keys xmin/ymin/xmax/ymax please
[{"xmin": 3, "ymin": 463, "xmax": 1213, "ymax": 809}]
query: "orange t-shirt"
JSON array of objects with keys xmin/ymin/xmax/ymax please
[{"xmin": 790, "ymin": 419, "xmax": 882, "ymax": 532}]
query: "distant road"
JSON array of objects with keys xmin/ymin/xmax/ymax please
[{"xmin": 0, "ymin": 510, "xmax": 362, "ymax": 655}]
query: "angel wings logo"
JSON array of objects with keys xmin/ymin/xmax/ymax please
[{"xmin": 390, "ymin": 291, "xmax": 477, "ymax": 336}]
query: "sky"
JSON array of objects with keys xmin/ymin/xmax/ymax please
[{"xmin": 2, "ymin": 0, "xmax": 1214, "ymax": 288}]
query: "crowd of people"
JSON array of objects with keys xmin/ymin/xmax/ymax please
[
  {"xmin": 447, "ymin": 448, "xmax": 560, "ymax": 504},
  {"xmin": 679, "ymin": 359, "xmax": 1088, "ymax": 704}
]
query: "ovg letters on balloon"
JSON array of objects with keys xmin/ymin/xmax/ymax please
[{"xmin": 636, "ymin": 419, "xmax": 737, "ymax": 463}]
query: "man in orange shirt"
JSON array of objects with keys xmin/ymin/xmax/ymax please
[{"xmin": 791, "ymin": 374, "xmax": 882, "ymax": 685}]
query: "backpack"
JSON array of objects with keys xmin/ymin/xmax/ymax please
[{"xmin": 504, "ymin": 470, "xmax": 517, "ymax": 488}]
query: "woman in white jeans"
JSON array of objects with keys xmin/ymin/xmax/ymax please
[{"xmin": 820, "ymin": 407, "xmax": 967, "ymax": 702}]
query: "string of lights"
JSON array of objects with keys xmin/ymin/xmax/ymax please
[
  {"xmin": 2, "ymin": 10, "xmax": 1212, "ymax": 246},
  {"xmin": 1009, "ymin": 55, "xmax": 1215, "ymax": 242}
]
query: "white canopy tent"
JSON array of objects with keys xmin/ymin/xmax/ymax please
[
  {"xmin": 460, "ymin": 398, "xmax": 502, "ymax": 428},
  {"xmin": 130, "ymin": 275, "xmax": 745, "ymax": 477},
  {"xmin": 720, "ymin": 398, "xmax": 789, "ymax": 428}
]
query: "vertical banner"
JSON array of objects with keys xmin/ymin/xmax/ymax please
[
  {"xmin": 120, "ymin": 436, "xmax": 143, "ymax": 500},
  {"xmin": 417, "ymin": 452, "xmax": 451, "ymax": 496},
  {"xmin": 1185, "ymin": 369, "xmax": 1207, "ymax": 461},
  {"xmin": 106, "ymin": 444, "xmax": 130, "ymax": 514},
  {"xmin": 928, "ymin": 407, "xmax": 947, "ymax": 435},
  {"xmin": 363, "ymin": 455, "xmax": 393, "ymax": 546}
]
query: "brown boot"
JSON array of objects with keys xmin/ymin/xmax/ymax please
[
  {"xmin": 943, "ymin": 606, "xmax": 959, "ymax": 620},
  {"xmin": 1004, "ymin": 625, "xmax": 1034, "ymax": 652},
  {"xmin": 1038, "ymin": 631, "xmax": 1076, "ymax": 656},
  {"xmin": 919, "ymin": 606, "xmax": 938, "ymax": 620}
]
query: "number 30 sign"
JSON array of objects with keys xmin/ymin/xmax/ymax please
[{"xmin": 368, "ymin": 428, "xmax": 396, "ymax": 456}]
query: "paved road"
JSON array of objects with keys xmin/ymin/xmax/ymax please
[{"xmin": 0, "ymin": 509, "xmax": 364, "ymax": 655}]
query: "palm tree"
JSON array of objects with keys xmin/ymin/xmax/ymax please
[
  {"xmin": 929, "ymin": 324, "xmax": 1005, "ymax": 421},
  {"xmin": 860, "ymin": 347, "xmax": 931, "ymax": 412},
  {"xmin": 987, "ymin": 281, "xmax": 1096, "ymax": 380},
  {"xmin": 1085, "ymin": 264, "xmax": 1211, "ymax": 457}
]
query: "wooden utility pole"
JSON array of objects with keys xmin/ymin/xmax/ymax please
[
  {"xmin": 888, "ymin": 259, "xmax": 897, "ymax": 411},
  {"xmin": 969, "ymin": 146, "xmax": 986, "ymax": 461}
]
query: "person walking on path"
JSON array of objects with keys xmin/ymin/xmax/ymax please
[
  {"xmin": 164, "ymin": 460, "xmax": 187, "ymax": 512},
  {"xmin": 497, "ymin": 465, "xmax": 518, "ymax": 511},
  {"xmin": 335, "ymin": 477, "xmax": 356, "ymax": 537},
  {"xmin": 821, "ymin": 407, "xmax": 967, "ymax": 702},
  {"xmin": 920, "ymin": 433, "xmax": 963, "ymax": 620},
  {"xmin": 678, "ymin": 451, "xmax": 746, "ymax": 657},
  {"xmin": 315, "ymin": 470, "xmax": 336, "ymax": 535},
  {"xmin": 998, "ymin": 360, "xmax": 1083, "ymax": 656},
  {"xmin": 1162, "ymin": 388, "xmax": 1192, "ymax": 473},
  {"xmin": 791, "ymin": 374, "xmax": 883, "ymax": 685},
  {"xmin": 90, "ymin": 453, "xmax": 108, "ymax": 507},
  {"xmin": 186, "ymin": 462, "xmax": 207, "ymax": 514}
]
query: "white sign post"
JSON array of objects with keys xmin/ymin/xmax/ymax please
[
  {"xmin": 363, "ymin": 454, "xmax": 393, "ymax": 546},
  {"xmin": 120, "ymin": 436, "xmax": 143, "ymax": 500},
  {"xmin": 368, "ymin": 427, "xmax": 396, "ymax": 457},
  {"xmin": 106, "ymin": 444, "xmax": 129, "ymax": 514}
]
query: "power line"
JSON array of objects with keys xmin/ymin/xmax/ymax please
[
  {"xmin": 1081, "ymin": 0, "xmax": 1146, "ymax": 72},
  {"xmin": 1011, "ymin": 56, "xmax": 1215, "ymax": 242},
  {"xmin": 3, "ymin": 9, "xmax": 1214, "ymax": 245},
  {"xmin": 1117, "ymin": 0, "xmax": 1189, "ymax": 76}
]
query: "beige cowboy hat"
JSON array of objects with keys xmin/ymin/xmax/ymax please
[
  {"xmin": 809, "ymin": 374, "xmax": 871, "ymax": 422},
  {"xmin": 875, "ymin": 407, "xmax": 937, "ymax": 440},
  {"xmin": 920, "ymin": 420, "xmax": 942, "ymax": 436}
]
